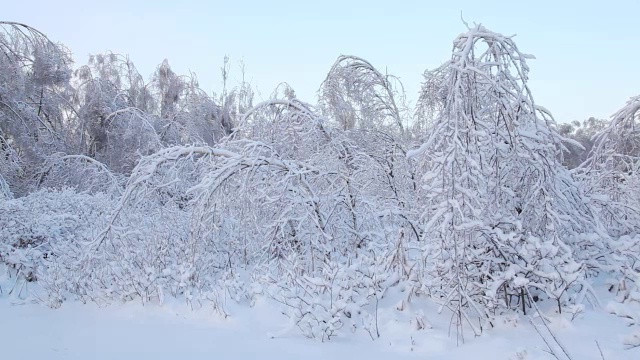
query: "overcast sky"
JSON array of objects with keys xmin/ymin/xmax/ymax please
[{"xmin": 4, "ymin": 0, "xmax": 638, "ymax": 123}]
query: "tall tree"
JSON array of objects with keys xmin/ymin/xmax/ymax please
[
  {"xmin": 0, "ymin": 21, "xmax": 73, "ymax": 195},
  {"xmin": 411, "ymin": 25, "xmax": 601, "ymax": 340}
]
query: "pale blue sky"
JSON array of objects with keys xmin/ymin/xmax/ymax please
[{"xmin": 4, "ymin": 0, "xmax": 638, "ymax": 122}]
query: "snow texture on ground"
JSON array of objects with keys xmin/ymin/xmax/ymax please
[{"xmin": 1, "ymin": 282, "xmax": 638, "ymax": 360}]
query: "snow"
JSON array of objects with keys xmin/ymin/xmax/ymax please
[
  {"xmin": 2, "ymin": 19, "xmax": 640, "ymax": 360},
  {"xmin": 1, "ymin": 281, "xmax": 639, "ymax": 360},
  {"xmin": 624, "ymin": 330, "xmax": 640, "ymax": 349}
]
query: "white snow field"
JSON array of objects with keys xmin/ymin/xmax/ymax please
[{"xmin": 1, "ymin": 278, "xmax": 639, "ymax": 360}]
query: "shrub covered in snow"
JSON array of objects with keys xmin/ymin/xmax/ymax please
[{"xmin": 0, "ymin": 189, "xmax": 111, "ymax": 300}]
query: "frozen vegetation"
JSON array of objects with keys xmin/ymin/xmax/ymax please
[{"xmin": 1, "ymin": 21, "xmax": 640, "ymax": 359}]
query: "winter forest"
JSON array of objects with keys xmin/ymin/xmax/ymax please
[{"xmin": 1, "ymin": 20, "xmax": 640, "ymax": 359}]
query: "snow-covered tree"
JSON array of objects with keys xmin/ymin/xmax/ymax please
[
  {"xmin": 319, "ymin": 55, "xmax": 406, "ymax": 136},
  {"xmin": 410, "ymin": 25, "xmax": 602, "ymax": 340},
  {"xmin": 557, "ymin": 117, "xmax": 609, "ymax": 169},
  {"xmin": 578, "ymin": 95, "xmax": 640, "ymax": 236},
  {"xmin": 577, "ymin": 96, "xmax": 640, "ymax": 330},
  {"xmin": 0, "ymin": 21, "xmax": 73, "ymax": 195}
]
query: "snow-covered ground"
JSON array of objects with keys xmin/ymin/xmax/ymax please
[{"xmin": 1, "ymin": 280, "xmax": 638, "ymax": 360}]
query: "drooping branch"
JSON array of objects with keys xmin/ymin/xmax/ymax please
[{"xmin": 319, "ymin": 55, "xmax": 405, "ymax": 135}]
